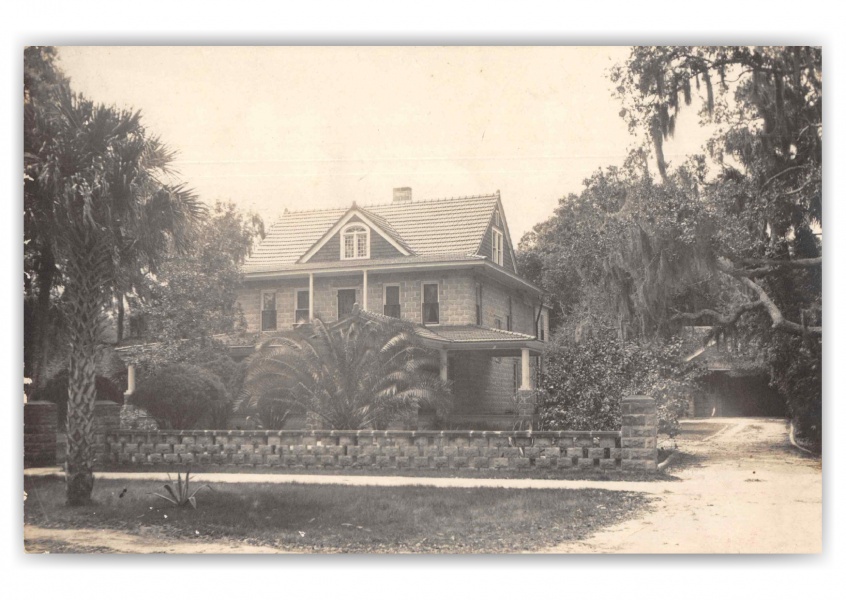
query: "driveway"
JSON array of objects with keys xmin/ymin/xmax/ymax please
[{"xmin": 540, "ymin": 417, "xmax": 822, "ymax": 553}]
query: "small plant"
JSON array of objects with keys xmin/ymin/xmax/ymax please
[{"xmin": 151, "ymin": 470, "xmax": 211, "ymax": 509}]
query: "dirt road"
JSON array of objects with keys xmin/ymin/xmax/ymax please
[{"xmin": 541, "ymin": 417, "xmax": 822, "ymax": 553}]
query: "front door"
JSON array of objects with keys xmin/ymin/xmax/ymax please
[{"xmin": 338, "ymin": 289, "xmax": 357, "ymax": 319}]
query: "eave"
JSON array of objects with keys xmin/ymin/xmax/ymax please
[{"xmin": 242, "ymin": 257, "xmax": 544, "ymax": 296}]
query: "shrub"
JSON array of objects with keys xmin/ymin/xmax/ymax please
[
  {"xmin": 132, "ymin": 364, "xmax": 228, "ymax": 429},
  {"xmin": 538, "ymin": 335, "xmax": 695, "ymax": 436},
  {"xmin": 32, "ymin": 369, "xmax": 123, "ymax": 430}
]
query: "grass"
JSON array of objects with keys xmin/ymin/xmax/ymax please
[
  {"xmin": 24, "ymin": 476, "xmax": 650, "ymax": 554},
  {"xmin": 95, "ymin": 464, "xmax": 675, "ymax": 481}
]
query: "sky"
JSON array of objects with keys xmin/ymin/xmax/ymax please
[{"xmin": 56, "ymin": 46, "xmax": 711, "ymax": 242}]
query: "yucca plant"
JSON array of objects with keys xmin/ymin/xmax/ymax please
[{"xmin": 151, "ymin": 470, "xmax": 211, "ymax": 509}]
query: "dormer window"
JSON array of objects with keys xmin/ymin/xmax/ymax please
[
  {"xmin": 341, "ymin": 223, "xmax": 370, "ymax": 260},
  {"xmin": 492, "ymin": 227, "xmax": 504, "ymax": 266}
]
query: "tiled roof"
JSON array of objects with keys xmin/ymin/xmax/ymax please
[
  {"xmin": 418, "ymin": 325, "xmax": 537, "ymax": 344},
  {"xmin": 244, "ymin": 252, "xmax": 486, "ymax": 275},
  {"xmin": 244, "ymin": 194, "xmax": 500, "ymax": 273}
]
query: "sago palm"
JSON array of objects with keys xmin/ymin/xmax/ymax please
[
  {"xmin": 25, "ymin": 85, "xmax": 203, "ymax": 504},
  {"xmin": 239, "ymin": 309, "xmax": 451, "ymax": 430}
]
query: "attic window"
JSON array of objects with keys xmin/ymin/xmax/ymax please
[
  {"xmin": 492, "ymin": 227, "xmax": 504, "ymax": 266},
  {"xmin": 341, "ymin": 223, "xmax": 369, "ymax": 260}
]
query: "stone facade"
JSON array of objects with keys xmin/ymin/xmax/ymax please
[{"xmin": 236, "ymin": 268, "xmax": 548, "ymax": 337}]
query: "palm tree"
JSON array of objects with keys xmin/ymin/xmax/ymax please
[
  {"xmin": 25, "ymin": 85, "xmax": 203, "ymax": 504},
  {"xmin": 239, "ymin": 308, "xmax": 451, "ymax": 430}
]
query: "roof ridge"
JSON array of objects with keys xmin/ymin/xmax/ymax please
[
  {"xmin": 275, "ymin": 193, "xmax": 499, "ymax": 217},
  {"xmin": 363, "ymin": 193, "xmax": 499, "ymax": 209}
]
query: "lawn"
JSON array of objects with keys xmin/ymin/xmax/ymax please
[
  {"xmin": 95, "ymin": 464, "xmax": 675, "ymax": 482},
  {"xmin": 24, "ymin": 476, "xmax": 650, "ymax": 554}
]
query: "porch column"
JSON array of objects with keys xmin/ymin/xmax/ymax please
[
  {"xmin": 124, "ymin": 364, "xmax": 136, "ymax": 401},
  {"xmin": 439, "ymin": 349, "xmax": 448, "ymax": 382},
  {"xmin": 362, "ymin": 269, "xmax": 368, "ymax": 311},
  {"xmin": 308, "ymin": 273, "xmax": 314, "ymax": 320},
  {"xmin": 520, "ymin": 347, "xmax": 532, "ymax": 391}
]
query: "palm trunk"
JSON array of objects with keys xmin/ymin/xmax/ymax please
[
  {"xmin": 65, "ymin": 345, "xmax": 97, "ymax": 504},
  {"xmin": 62, "ymin": 236, "xmax": 110, "ymax": 505}
]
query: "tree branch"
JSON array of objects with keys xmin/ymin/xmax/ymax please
[
  {"xmin": 714, "ymin": 257, "xmax": 822, "ymax": 337},
  {"xmin": 739, "ymin": 257, "xmax": 821, "ymax": 269},
  {"xmin": 671, "ymin": 300, "xmax": 766, "ymax": 327}
]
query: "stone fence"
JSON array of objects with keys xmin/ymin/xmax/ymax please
[
  {"xmin": 24, "ymin": 401, "xmax": 58, "ymax": 468},
  {"xmin": 96, "ymin": 395, "xmax": 658, "ymax": 472}
]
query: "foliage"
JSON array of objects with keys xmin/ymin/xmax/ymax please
[
  {"xmin": 151, "ymin": 470, "xmax": 211, "ymax": 509},
  {"xmin": 519, "ymin": 46, "xmax": 821, "ymax": 444},
  {"xmin": 31, "ymin": 369, "xmax": 123, "ymax": 431},
  {"xmin": 132, "ymin": 364, "xmax": 229, "ymax": 430},
  {"xmin": 765, "ymin": 332, "xmax": 821, "ymax": 448},
  {"xmin": 239, "ymin": 310, "xmax": 452, "ymax": 430},
  {"xmin": 538, "ymin": 334, "xmax": 696, "ymax": 436},
  {"xmin": 128, "ymin": 201, "xmax": 264, "ymax": 345},
  {"xmin": 24, "ymin": 46, "xmax": 203, "ymax": 504}
]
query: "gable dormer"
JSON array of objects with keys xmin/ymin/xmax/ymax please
[
  {"xmin": 298, "ymin": 206, "xmax": 413, "ymax": 264},
  {"xmin": 477, "ymin": 201, "xmax": 518, "ymax": 273}
]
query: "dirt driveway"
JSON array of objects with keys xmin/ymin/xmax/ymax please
[{"xmin": 541, "ymin": 417, "xmax": 822, "ymax": 553}]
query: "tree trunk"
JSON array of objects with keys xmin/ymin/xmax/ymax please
[
  {"xmin": 116, "ymin": 295, "xmax": 125, "ymax": 344},
  {"xmin": 26, "ymin": 249, "xmax": 57, "ymax": 390},
  {"xmin": 65, "ymin": 345, "xmax": 97, "ymax": 505},
  {"xmin": 61, "ymin": 237, "xmax": 110, "ymax": 506}
]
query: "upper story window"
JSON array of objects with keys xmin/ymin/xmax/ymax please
[
  {"xmin": 537, "ymin": 313, "xmax": 546, "ymax": 341},
  {"xmin": 341, "ymin": 223, "xmax": 369, "ymax": 260},
  {"xmin": 261, "ymin": 292, "xmax": 277, "ymax": 331},
  {"xmin": 507, "ymin": 296, "xmax": 513, "ymax": 331},
  {"xmin": 492, "ymin": 228, "xmax": 504, "ymax": 266},
  {"xmin": 423, "ymin": 283, "xmax": 439, "ymax": 324}
]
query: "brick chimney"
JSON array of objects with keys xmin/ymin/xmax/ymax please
[{"xmin": 392, "ymin": 187, "xmax": 412, "ymax": 203}]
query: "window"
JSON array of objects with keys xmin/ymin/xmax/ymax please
[
  {"xmin": 295, "ymin": 290, "xmax": 309, "ymax": 324},
  {"xmin": 537, "ymin": 313, "xmax": 546, "ymax": 341},
  {"xmin": 261, "ymin": 292, "xmax": 277, "ymax": 331},
  {"xmin": 384, "ymin": 284, "xmax": 401, "ymax": 319},
  {"xmin": 475, "ymin": 283, "xmax": 483, "ymax": 326},
  {"xmin": 492, "ymin": 228, "xmax": 504, "ymax": 266},
  {"xmin": 341, "ymin": 224, "xmax": 369, "ymax": 260},
  {"xmin": 507, "ymin": 296, "xmax": 513, "ymax": 331},
  {"xmin": 422, "ymin": 283, "xmax": 439, "ymax": 324},
  {"xmin": 494, "ymin": 317, "xmax": 502, "ymax": 330},
  {"xmin": 338, "ymin": 289, "xmax": 357, "ymax": 319}
]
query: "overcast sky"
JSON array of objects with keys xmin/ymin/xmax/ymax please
[{"xmin": 56, "ymin": 46, "xmax": 709, "ymax": 241}]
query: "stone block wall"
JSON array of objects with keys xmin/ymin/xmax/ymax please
[
  {"xmin": 620, "ymin": 395, "xmax": 658, "ymax": 470},
  {"xmin": 97, "ymin": 395, "xmax": 657, "ymax": 472},
  {"xmin": 24, "ymin": 401, "xmax": 57, "ymax": 468}
]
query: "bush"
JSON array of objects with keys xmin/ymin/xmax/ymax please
[
  {"xmin": 538, "ymin": 335, "xmax": 695, "ymax": 436},
  {"xmin": 32, "ymin": 369, "xmax": 123, "ymax": 430},
  {"xmin": 132, "ymin": 364, "xmax": 228, "ymax": 429}
]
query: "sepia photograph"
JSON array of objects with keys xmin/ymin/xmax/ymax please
[{"xmin": 21, "ymin": 44, "xmax": 823, "ymax": 559}]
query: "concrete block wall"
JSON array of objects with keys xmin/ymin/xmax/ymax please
[
  {"xmin": 24, "ymin": 401, "xmax": 57, "ymax": 468},
  {"xmin": 97, "ymin": 397, "xmax": 657, "ymax": 472},
  {"xmin": 619, "ymin": 395, "xmax": 658, "ymax": 470}
]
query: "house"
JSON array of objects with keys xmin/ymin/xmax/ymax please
[{"xmin": 235, "ymin": 188, "xmax": 549, "ymax": 428}]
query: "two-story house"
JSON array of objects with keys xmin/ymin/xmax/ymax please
[{"xmin": 235, "ymin": 188, "xmax": 548, "ymax": 428}]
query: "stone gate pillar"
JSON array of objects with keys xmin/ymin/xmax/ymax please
[
  {"xmin": 24, "ymin": 401, "xmax": 58, "ymax": 468},
  {"xmin": 620, "ymin": 395, "xmax": 658, "ymax": 471}
]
